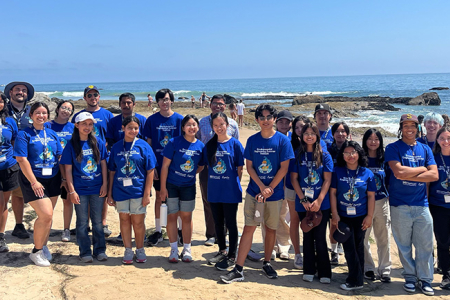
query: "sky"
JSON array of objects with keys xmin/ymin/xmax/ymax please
[{"xmin": 1, "ymin": 0, "xmax": 450, "ymax": 84}]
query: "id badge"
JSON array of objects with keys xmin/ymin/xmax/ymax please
[
  {"xmin": 445, "ymin": 194, "xmax": 450, "ymax": 204},
  {"xmin": 347, "ymin": 206, "xmax": 356, "ymax": 215},
  {"xmin": 42, "ymin": 168, "xmax": 52, "ymax": 176},
  {"xmin": 304, "ymin": 188, "xmax": 314, "ymax": 200},
  {"xmin": 123, "ymin": 178, "xmax": 133, "ymax": 186},
  {"xmin": 0, "ymin": 156, "xmax": 6, "ymax": 163}
]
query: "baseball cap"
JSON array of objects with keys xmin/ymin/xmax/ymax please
[
  {"xmin": 400, "ymin": 113, "xmax": 419, "ymax": 124},
  {"xmin": 332, "ymin": 222, "xmax": 352, "ymax": 243},
  {"xmin": 84, "ymin": 85, "xmax": 100, "ymax": 96},
  {"xmin": 314, "ymin": 103, "xmax": 331, "ymax": 114},
  {"xmin": 4, "ymin": 81, "xmax": 35, "ymax": 101},
  {"xmin": 75, "ymin": 112, "xmax": 97, "ymax": 123},
  {"xmin": 300, "ymin": 211, "xmax": 323, "ymax": 233},
  {"xmin": 277, "ymin": 110, "xmax": 293, "ymax": 122}
]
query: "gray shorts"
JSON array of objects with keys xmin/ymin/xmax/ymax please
[
  {"xmin": 116, "ymin": 198, "xmax": 147, "ymax": 215},
  {"xmin": 284, "ymin": 187, "xmax": 296, "ymax": 202},
  {"xmin": 166, "ymin": 198, "xmax": 195, "ymax": 214}
]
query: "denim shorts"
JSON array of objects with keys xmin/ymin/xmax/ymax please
[
  {"xmin": 167, "ymin": 182, "xmax": 196, "ymax": 201},
  {"xmin": 166, "ymin": 197, "xmax": 195, "ymax": 214},
  {"xmin": 116, "ymin": 198, "xmax": 147, "ymax": 215}
]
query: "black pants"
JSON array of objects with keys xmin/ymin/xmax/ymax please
[
  {"xmin": 298, "ymin": 209, "xmax": 332, "ymax": 278},
  {"xmin": 430, "ymin": 204, "xmax": 450, "ymax": 279},
  {"xmin": 199, "ymin": 167, "xmax": 216, "ymax": 239},
  {"xmin": 340, "ymin": 215, "xmax": 366, "ymax": 286},
  {"xmin": 210, "ymin": 202, "xmax": 238, "ymax": 258}
]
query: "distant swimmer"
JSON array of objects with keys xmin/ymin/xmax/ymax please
[
  {"xmin": 191, "ymin": 95, "xmax": 195, "ymax": 109},
  {"xmin": 199, "ymin": 92, "xmax": 211, "ymax": 108}
]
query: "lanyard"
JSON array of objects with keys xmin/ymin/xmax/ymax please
[
  {"xmin": 346, "ymin": 166, "xmax": 360, "ymax": 202},
  {"xmin": 305, "ymin": 152, "xmax": 315, "ymax": 187},
  {"xmin": 34, "ymin": 128, "xmax": 49, "ymax": 162},
  {"xmin": 440, "ymin": 154, "xmax": 450, "ymax": 189},
  {"xmin": 123, "ymin": 137, "xmax": 137, "ymax": 177},
  {"xmin": 322, "ymin": 126, "xmax": 331, "ymax": 140}
]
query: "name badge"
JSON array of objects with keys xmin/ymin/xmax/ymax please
[
  {"xmin": 445, "ymin": 194, "xmax": 450, "ymax": 203},
  {"xmin": 304, "ymin": 188, "xmax": 314, "ymax": 200},
  {"xmin": 0, "ymin": 156, "xmax": 6, "ymax": 162},
  {"xmin": 347, "ymin": 206, "xmax": 356, "ymax": 215},
  {"xmin": 123, "ymin": 178, "xmax": 133, "ymax": 186},
  {"xmin": 42, "ymin": 168, "xmax": 52, "ymax": 176}
]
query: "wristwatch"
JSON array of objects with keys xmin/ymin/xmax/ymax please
[{"xmin": 300, "ymin": 197, "xmax": 308, "ymax": 203}]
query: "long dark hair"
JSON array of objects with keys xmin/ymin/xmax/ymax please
[
  {"xmin": 330, "ymin": 122, "xmax": 350, "ymax": 148},
  {"xmin": 206, "ymin": 112, "xmax": 229, "ymax": 166},
  {"xmin": 29, "ymin": 102, "xmax": 50, "ymax": 119},
  {"xmin": 291, "ymin": 115, "xmax": 309, "ymax": 151},
  {"xmin": 433, "ymin": 124, "xmax": 450, "ymax": 155},
  {"xmin": 0, "ymin": 93, "xmax": 9, "ymax": 125},
  {"xmin": 72, "ymin": 119, "xmax": 100, "ymax": 164},
  {"xmin": 181, "ymin": 114, "xmax": 199, "ymax": 135},
  {"xmin": 362, "ymin": 128, "xmax": 384, "ymax": 165},
  {"xmin": 55, "ymin": 100, "xmax": 74, "ymax": 119},
  {"xmin": 296, "ymin": 122, "xmax": 323, "ymax": 168},
  {"xmin": 336, "ymin": 141, "xmax": 368, "ymax": 168}
]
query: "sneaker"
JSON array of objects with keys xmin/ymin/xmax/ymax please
[
  {"xmin": 135, "ymin": 248, "xmax": 147, "ymax": 263},
  {"xmin": 279, "ymin": 251, "xmax": 289, "ymax": 260},
  {"xmin": 262, "ymin": 262, "xmax": 278, "ymax": 279},
  {"xmin": 70, "ymin": 228, "xmax": 76, "ymax": 235},
  {"xmin": 440, "ymin": 277, "xmax": 450, "ymax": 290},
  {"xmin": 215, "ymin": 257, "xmax": 235, "ymax": 271},
  {"xmin": 271, "ymin": 250, "xmax": 276, "ymax": 260},
  {"xmin": 418, "ymin": 281, "xmax": 434, "ymax": 296},
  {"xmin": 96, "ymin": 253, "xmax": 108, "ymax": 261},
  {"xmin": 122, "ymin": 248, "xmax": 134, "ymax": 264},
  {"xmin": 177, "ymin": 229, "xmax": 183, "ymax": 246},
  {"xmin": 30, "ymin": 250, "xmax": 50, "ymax": 267},
  {"xmin": 208, "ymin": 251, "xmax": 227, "ymax": 265},
  {"xmin": 403, "ymin": 281, "xmax": 416, "ymax": 293},
  {"xmin": 364, "ymin": 271, "xmax": 377, "ymax": 281},
  {"xmin": 330, "ymin": 252, "xmax": 339, "ymax": 265},
  {"xmin": 205, "ymin": 237, "xmax": 215, "ymax": 246},
  {"xmin": 42, "ymin": 246, "xmax": 52, "ymax": 262},
  {"xmin": 0, "ymin": 237, "xmax": 9, "ymax": 253},
  {"xmin": 320, "ymin": 277, "xmax": 331, "ymax": 284},
  {"xmin": 80, "ymin": 255, "xmax": 94, "ymax": 263},
  {"xmin": 169, "ymin": 249, "xmax": 179, "ymax": 263},
  {"xmin": 340, "ymin": 283, "xmax": 363, "ymax": 291},
  {"xmin": 147, "ymin": 231, "xmax": 163, "ymax": 246},
  {"xmin": 12, "ymin": 224, "xmax": 29, "ymax": 239},
  {"xmin": 116, "ymin": 233, "xmax": 123, "ymax": 242},
  {"xmin": 294, "ymin": 253, "xmax": 303, "ymax": 269},
  {"xmin": 247, "ymin": 249, "xmax": 263, "ymax": 262},
  {"xmin": 181, "ymin": 249, "xmax": 193, "ymax": 262},
  {"xmin": 103, "ymin": 225, "xmax": 112, "ymax": 237},
  {"xmin": 337, "ymin": 243, "xmax": 344, "ymax": 255},
  {"xmin": 220, "ymin": 268, "xmax": 245, "ymax": 284},
  {"xmin": 303, "ymin": 274, "xmax": 314, "ymax": 282},
  {"xmin": 380, "ymin": 276, "xmax": 392, "ymax": 283},
  {"xmin": 61, "ymin": 229, "xmax": 71, "ymax": 242}
]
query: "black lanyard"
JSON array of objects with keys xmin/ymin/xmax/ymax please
[
  {"xmin": 123, "ymin": 137, "xmax": 137, "ymax": 177},
  {"xmin": 34, "ymin": 128, "xmax": 48, "ymax": 163},
  {"xmin": 441, "ymin": 154, "xmax": 450, "ymax": 190},
  {"xmin": 305, "ymin": 153, "xmax": 315, "ymax": 187},
  {"xmin": 346, "ymin": 166, "xmax": 360, "ymax": 202}
]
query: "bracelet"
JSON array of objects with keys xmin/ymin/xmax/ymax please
[
  {"xmin": 300, "ymin": 197, "xmax": 308, "ymax": 203},
  {"xmin": 61, "ymin": 178, "xmax": 66, "ymax": 182},
  {"xmin": 31, "ymin": 182, "xmax": 37, "ymax": 187},
  {"xmin": 69, "ymin": 191, "xmax": 76, "ymax": 195}
]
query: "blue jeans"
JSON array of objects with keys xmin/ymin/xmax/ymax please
[
  {"xmin": 390, "ymin": 205, "xmax": 434, "ymax": 284},
  {"xmin": 74, "ymin": 194, "xmax": 106, "ymax": 257}
]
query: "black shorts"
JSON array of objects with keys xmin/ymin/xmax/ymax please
[
  {"xmin": 61, "ymin": 186, "xmax": 67, "ymax": 200},
  {"xmin": 167, "ymin": 182, "xmax": 196, "ymax": 201},
  {"xmin": 0, "ymin": 163, "xmax": 20, "ymax": 192},
  {"xmin": 153, "ymin": 179, "xmax": 161, "ymax": 192},
  {"xmin": 19, "ymin": 171, "xmax": 62, "ymax": 203}
]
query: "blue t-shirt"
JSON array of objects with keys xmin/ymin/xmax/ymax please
[
  {"xmin": 289, "ymin": 151, "xmax": 334, "ymax": 212},
  {"xmin": 60, "ymin": 139, "xmax": 107, "ymax": 195},
  {"xmin": 108, "ymin": 138, "xmax": 157, "ymax": 201},
  {"xmin": 244, "ymin": 131, "xmax": 295, "ymax": 201},
  {"xmin": 320, "ymin": 127, "xmax": 334, "ymax": 149},
  {"xmin": 385, "ymin": 140, "xmax": 436, "ymax": 207},
  {"xmin": 428, "ymin": 153, "xmax": 450, "ymax": 208},
  {"xmin": 106, "ymin": 113, "xmax": 147, "ymax": 144},
  {"xmin": 143, "ymin": 112, "xmax": 183, "ymax": 171},
  {"xmin": 44, "ymin": 121, "xmax": 74, "ymax": 149},
  {"xmin": 417, "ymin": 137, "xmax": 435, "ymax": 151},
  {"xmin": 163, "ymin": 136, "xmax": 206, "ymax": 187},
  {"xmin": 72, "ymin": 108, "xmax": 113, "ymax": 143},
  {"xmin": 331, "ymin": 166, "xmax": 376, "ymax": 217},
  {"xmin": 367, "ymin": 157, "xmax": 389, "ymax": 200},
  {"xmin": 206, "ymin": 137, "xmax": 244, "ymax": 203},
  {"xmin": 0, "ymin": 117, "xmax": 18, "ymax": 170},
  {"xmin": 14, "ymin": 127, "xmax": 63, "ymax": 178}
]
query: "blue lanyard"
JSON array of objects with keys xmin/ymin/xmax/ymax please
[
  {"xmin": 34, "ymin": 128, "xmax": 49, "ymax": 163},
  {"xmin": 123, "ymin": 137, "xmax": 137, "ymax": 177},
  {"xmin": 440, "ymin": 154, "xmax": 450, "ymax": 190}
]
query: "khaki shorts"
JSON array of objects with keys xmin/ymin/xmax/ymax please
[
  {"xmin": 11, "ymin": 186, "xmax": 23, "ymax": 198},
  {"xmin": 284, "ymin": 187, "xmax": 296, "ymax": 202},
  {"xmin": 244, "ymin": 193, "xmax": 283, "ymax": 230}
]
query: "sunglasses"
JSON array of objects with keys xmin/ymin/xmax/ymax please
[{"xmin": 87, "ymin": 93, "xmax": 99, "ymax": 98}]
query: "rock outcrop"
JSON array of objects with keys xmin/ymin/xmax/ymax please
[
  {"xmin": 224, "ymin": 94, "xmax": 237, "ymax": 104},
  {"xmin": 429, "ymin": 87, "xmax": 449, "ymax": 90},
  {"xmin": 28, "ymin": 93, "xmax": 60, "ymax": 113}
]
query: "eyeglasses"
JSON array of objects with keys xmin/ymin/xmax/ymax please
[
  {"xmin": 258, "ymin": 115, "xmax": 274, "ymax": 121},
  {"xmin": 343, "ymin": 150, "xmax": 358, "ymax": 157},
  {"xmin": 211, "ymin": 102, "xmax": 225, "ymax": 107},
  {"xmin": 60, "ymin": 107, "xmax": 73, "ymax": 113},
  {"xmin": 438, "ymin": 137, "xmax": 450, "ymax": 142},
  {"xmin": 303, "ymin": 133, "xmax": 316, "ymax": 137},
  {"xmin": 87, "ymin": 93, "xmax": 99, "ymax": 98},
  {"xmin": 158, "ymin": 98, "xmax": 171, "ymax": 103}
]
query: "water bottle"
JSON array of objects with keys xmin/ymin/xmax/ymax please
[{"xmin": 160, "ymin": 203, "xmax": 168, "ymax": 227}]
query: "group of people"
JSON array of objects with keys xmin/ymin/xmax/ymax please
[{"xmin": 1, "ymin": 81, "xmax": 449, "ymax": 296}]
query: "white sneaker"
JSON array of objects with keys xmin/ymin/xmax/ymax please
[
  {"xmin": 303, "ymin": 274, "xmax": 314, "ymax": 282},
  {"xmin": 42, "ymin": 246, "xmax": 52, "ymax": 262},
  {"xmin": 61, "ymin": 229, "xmax": 71, "ymax": 242},
  {"xmin": 205, "ymin": 237, "xmax": 215, "ymax": 246},
  {"xmin": 271, "ymin": 250, "xmax": 277, "ymax": 260},
  {"xmin": 30, "ymin": 250, "xmax": 50, "ymax": 267},
  {"xmin": 279, "ymin": 251, "xmax": 289, "ymax": 260},
  {"xmin": 294, "ymin": 253, "xmax": 303, "ymax": 269},
  {"xmin": 320, "ymin": 277, "xmax": 331, "ymax": 284}
]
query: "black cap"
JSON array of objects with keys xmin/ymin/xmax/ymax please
[
  {"xmin": 333, "ymin": 222, "xmax": 352, "ymax": 243},
  {"xmin": 277, "ymin": 110, "xmax": 293, "ymax": 122},
  {"xmin": 4, "ymin": 81, "xmax": 35, "ymax": 101},
  {"xmin": 84, "ymin": 85, "xmax": 100, "ymax": 96},
  {"xmin": 314, "ymin": 103, "xmax": 331, "ymax": 114}
]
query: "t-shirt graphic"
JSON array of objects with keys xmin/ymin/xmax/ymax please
[
  {"xmin": 160, "ymin": 133, "xmax": 171, "ymax": 148},
  {"xmin": 213, "ymin": 158, "xmax": 226, "ymax": 174},
  {"xmin": 121, "ymin": 159, "xmax": 136, "ymax": 175},
  {"xmin": 304, "ymin": 168, "xmax": 320, "ymax": 185},
  {"xmin": 344, "ymin": 187, "xmax": 360, "ymax": 202},
  {"xmin": 93, "ymin": 125, "xmax": 100, "ymax": 137},
  {"xmin": 181, "ymin": 157, "xmax": 194, "ymax": 173},
  {"xmin": 258, "ymin": 157, "xmax": 272, "ymax": 174},
  {"xmin": 83, "ymin": 156, "xmax": 97, "ymax": 174},
  {"xmin": 39, "ymin": 145, "xmax": 54, "ymax": 161}
]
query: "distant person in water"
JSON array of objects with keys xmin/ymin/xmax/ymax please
[
  {"xmin": 229, "ymin": 103, "xmax": 237, "ymax": 120},
  {"xmin": 147, "ymin": 94, "xmax": 153, "ymax": 107},
  {"xmin": 199, "ymin": 92, "xmax": 211, "ymax": 108},
  {"xmin": 191, "ymin": 95, "xmax": 195, "ymax": 109}
]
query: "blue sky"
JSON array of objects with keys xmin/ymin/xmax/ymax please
[{"xmin": 1, "ymin": 0, "xmax": 449, "ymax": 84}]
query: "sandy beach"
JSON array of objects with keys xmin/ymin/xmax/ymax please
[{"xmin": 0, "ymin": 106, "xmax": 445, "ymax": 300}]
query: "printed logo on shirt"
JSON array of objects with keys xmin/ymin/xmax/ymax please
[
  {"xmin": 121, "ymin": 159, "xmax": 136, "ymax": 175},
  {"xmin": 258, "ymin": 157, "xmax": 272, "ymax": 174},
  {"xmin": 83, "ymin": 156, "xmax": 97, "ymax": 173},
  {"xmin": 344, "ymin": 188, "xmax": 359, "ymax": 202},
  {"xmin": 39, "ymin": 146, "xmax": 54, "ymax": 161},
  {"xmin": 93, "ymin": 126, "xmax": 100, "ymax": 137},
  {"xmin": 160, "ymin": 133, "xmax": 171, "ymax": 147},
  {"xmin": 180, "ymin": 157, "xmax": 194, "ymax": 173},
  {"xmin": 213, "ymin": 158, "xmax": 226, "ymax": 174},
  {"xmin": 374, "ymin": 175, "xmax": 382, "ymax": 190},
  {"xmin": 304, "ymin": 169, "xmax": 320, "ymax": 185},
  {"xmin": 441, "ymin": 179, "xmax": 449, "ymax": 190}
]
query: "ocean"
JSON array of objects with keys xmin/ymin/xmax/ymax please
[{"xmin": 20, "ymin": 73, "xmax": 450, "ymax": 134}]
